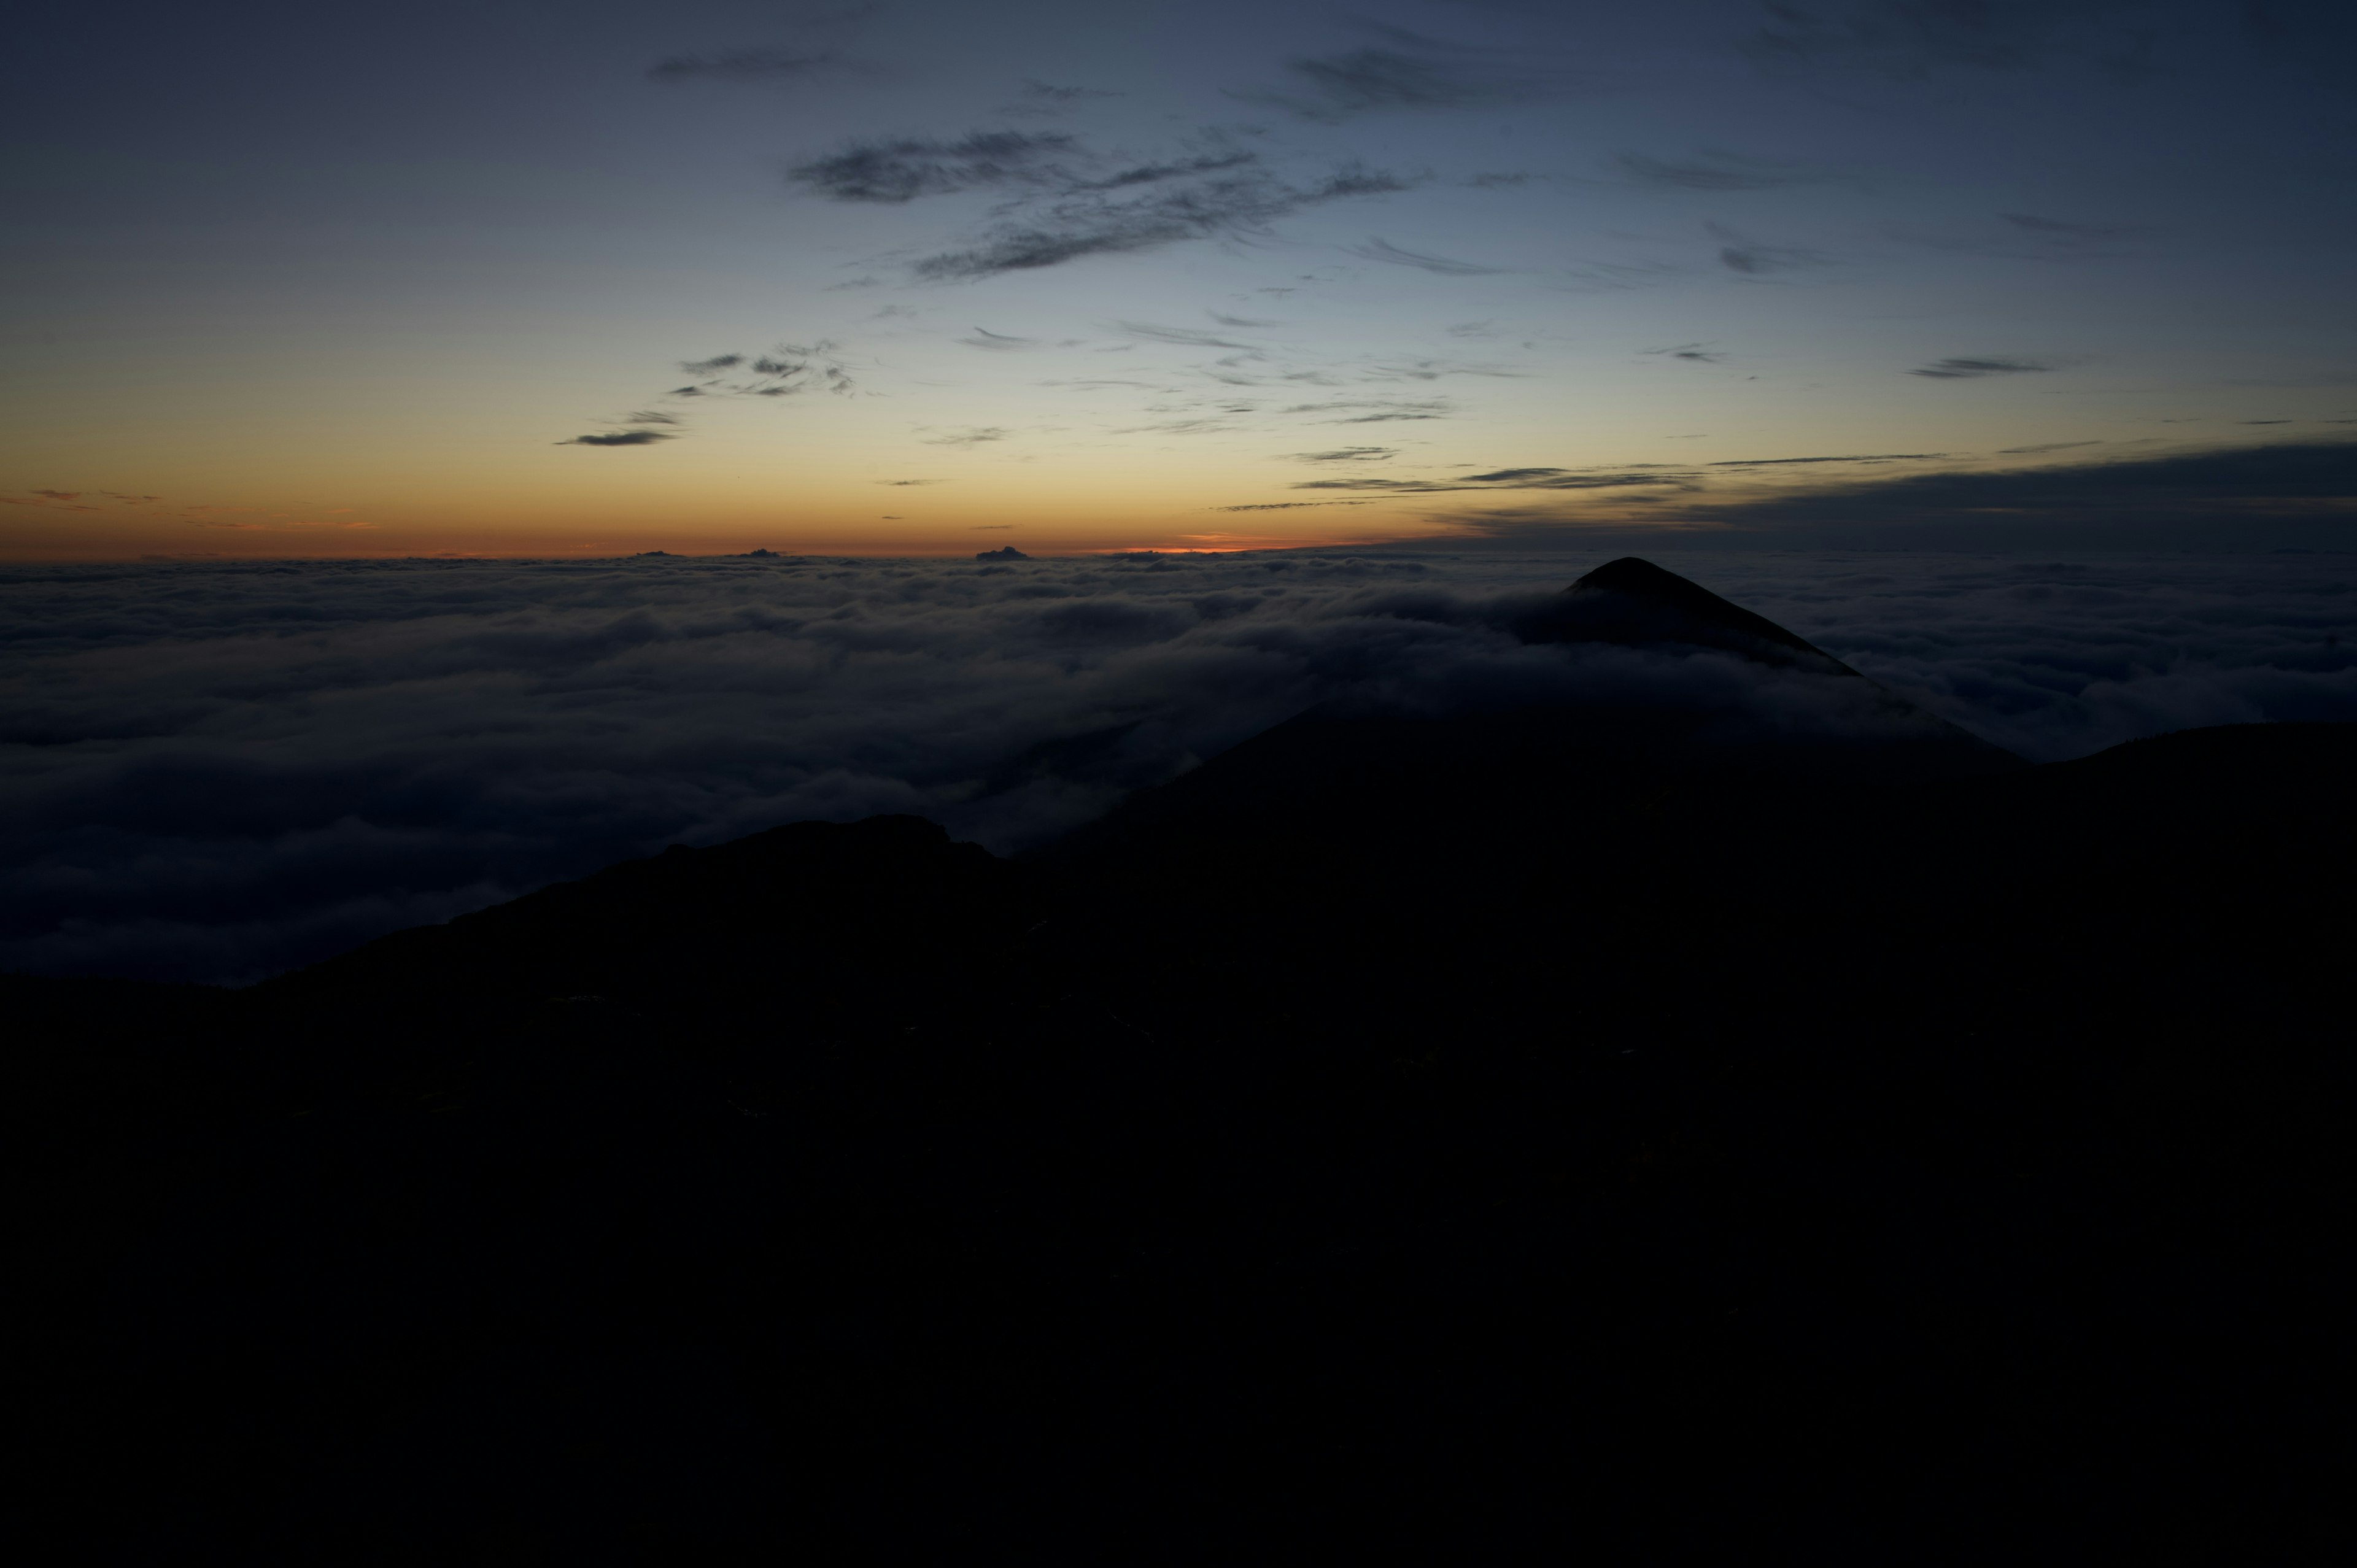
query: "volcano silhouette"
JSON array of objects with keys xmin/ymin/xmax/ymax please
[
  {"xmin": 1524, "ymin": 554, "xmax": 1862, "ymax": 670},
  {"xmin": 1062, "ymin": 557, "xmax": 2022, "ymax": 853}
]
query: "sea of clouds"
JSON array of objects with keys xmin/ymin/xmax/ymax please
[{"xmin": 3, "ymin": 550, "xmax": 2350, "ymax": 984}]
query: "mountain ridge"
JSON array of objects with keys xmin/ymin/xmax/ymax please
[
  {"xmin": 10, "ymin": 562, "xmax": 2350, "ymax": 1564},
  {"xmin": 1052, "ymin": 556, "xmax": 2022, "ymax": 857}
]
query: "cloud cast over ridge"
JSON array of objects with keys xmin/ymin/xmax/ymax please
[
  {"xmin": 2, "ymin": 550, "xmax": 2348, "ymax": 984},
  {"xmin": 1438, "ymin": 442, "xmax": 2357, "ymax": 550}
]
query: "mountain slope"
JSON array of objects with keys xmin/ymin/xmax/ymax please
[
  {"xmin": 1058, "ymin": 556, "xmax": 2022, "ymax": 856},
  {"xmin": 9, "ymin": 568, "xmax": 2351, "ymax": 1565}
]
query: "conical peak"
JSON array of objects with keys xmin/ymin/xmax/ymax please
[
  {"xmin": 1571, "ymin": 557, "xmax": 1714, "ymax": 599},
  {"xmin": 1562, "ymin": 557, "xmax": 1838, "ymax": 664}
]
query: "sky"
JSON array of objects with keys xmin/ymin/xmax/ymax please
[{"xmin": 7, "ymin": 0, "xmax": 2356, "ymax": 559}]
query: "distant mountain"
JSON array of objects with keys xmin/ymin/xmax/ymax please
[
  {"xmin": 1526, "ymin": 554, "xmax": 1862, "ymax": 668},
  {"xmin": 1061, "ymin": 557, "xmax": 2022, "ymax": 855},
  {"xmin": 12, "ymin": 564, "xmax": 2352, "ymax": 1565}
]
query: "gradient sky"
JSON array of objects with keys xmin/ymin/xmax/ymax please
[{"xmin": 7, "ymin": 0, "xmax": 2355, "ymax": 558}]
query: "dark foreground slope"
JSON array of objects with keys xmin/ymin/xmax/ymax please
[{"xmin": 10, "ymin": 565, "xmax": 2353, "ymax": 1565}]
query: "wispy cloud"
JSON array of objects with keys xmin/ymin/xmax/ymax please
[
  {"xmin": 1707, "ymin": 452, "xmax": 1945, "ymax": 467},
  {"xmin": 565, "ymin": 341, "xmax": 855, "ymax": 447},
  {"xmin": 957, "ymin": 328, "xmax": 1044, "ymax": 351},
  {"xmin": 918, "ymin": 427, "xmax": 1012, "ymax": 447},
  {"xmin": 910, "ymin": 161, "xmax": 1412, "ymax": 281},
  {"xmin": 1239, "ymin": 26, "xmax": 1571, "ymax": 121},
  {"xmin": 647, "ymin": 47, "xmax": 844, "ymax": 83},
  {"xmin": 1345, "ymin": 238, "xmax": 1505, "ymax": 275},
  {"xmin": 1112, "ymin": 322, "xmax": 1261, "ymax": 350},
  {"xmin": 1889, "ymin": 210, "xmax": 2147, "ymax": 261},
  {"xmin": 676, "ymin": 344, "xmax": 855, "ymax": 397},
  {"xmin": 6, "ymin": 490, "xmax": 101, "ymax": 511},
  {"xmin": 192, "ymin": 513, "xmax": 379, "ymax": 529},
  {"xmin": 646, "ymin": 4, "xmax": 875, "ymax": 85},
  {"xmin": 1645, "ymin": 343, "xmax": 1726, "ymax": 363},
  {"xmin": 1287, "ymin": 447, "xmax": 1397, "ymax": 462},
  {"xmin": 1113, "ymin": 419, "xmax": 1239, "ymax": 436},
  {"xmin": 1711, "ymin": 222, "xmax": 1832, "ymax": 276},
  {"xmin": 788, "ymin": 120, "xmax": 1414, "ymax": 280},
  {"xmin": 1064, "ymin": 152, "xmax": 1259, "ymax": 193},
  {"xmin": 1279, "ymin": 397, "xmax": 1457, "ymax": 423},
  {"xmin": 2000, "ymin": 212, "xmax": 2140, "ymax": 240},
  {"xmin": 1293, "ymin": 468, "xmax": 1693, "ymax": 494},
  {"xmin": 559, "ymin": 430, "xmax": 675, "ymax": 447},
  {"xmin": 791, "ymin": 132, "xmax": 1081, "ymax": 203},
  {"xmin": 1207, "ymin": 500, "xmax": 1375, "ymax": 511},
  {"xmin": 1354, "ymin": 358, "xmax": 1527, "ymax": 384},
  {"xmin": 1909, "ymin": 357, "xmax": 2053, "ymax": 379}
]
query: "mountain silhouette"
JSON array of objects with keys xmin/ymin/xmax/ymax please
[
  {"xmin": 12, "ymin": 565, "xmax": 2351, "ymax": 1565},
  {"xmin": 1062, "ymin": 557, "xmax": 2021, "ymax": 856},
  {"xmin": 1523, "ymin": 553, "xmax": 1860, "ymax": 668}
]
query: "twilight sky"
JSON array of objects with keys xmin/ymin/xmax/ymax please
[{"xmin": 6, "ymin": 0, "xmax": 2356, "ymax": 558}]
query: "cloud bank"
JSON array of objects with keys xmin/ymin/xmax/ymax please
[
  {"xmin": 1440, "ymin": 441, "xmax": 2357, "ymax": 549},
  {"xmin": 3, "ymin": 550, "xmax": 2348, "ymax": 985},
  {"xmin": 1674, "ymin": 440, "xmax": 2357, "ymax": 539}
]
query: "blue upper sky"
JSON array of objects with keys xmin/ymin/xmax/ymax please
[{"xmin": 6, "ymin": 0, "xmax": 2354, "ymax": 555}]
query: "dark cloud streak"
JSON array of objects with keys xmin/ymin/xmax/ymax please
[
  {"xmin": 790, "ymin": 132, "xmax": 1080, "ymax": 203},
  {"xmin": 1708, "ymin": 453, "xmax": 1946, "ymax": 467},
  {"xmin": 785, "ymin": 122, "xmax": 1414, "ymax": 280},
  {"xmin": 1240, "ymin": 26, "xmax": 1569, "ymax": 121},
  {"xmin": 1616, "ymin": 152, "xmax": 1816, "ymax": 190},
  {"xmin": 1346, "ymin": 238, "xmax": 1505, "ymax": 274},
  {"xmin": 1910, "ymin": 357, "xmax": 2054, "ymax": 378},
  {"xmin": 1297, "ymin": 470, "xmax": 1693, "ymax": 494},
  {"xmin": 1660, "ymin": 441, "xmax": 2357, "ymax": 544},
  {"xmin": 561, "ymin": 431, "xmax": 674, "ymax": 447},
  {"xmin": 647, "ymin": 47, "xmax": 843, "ymax": 82},
  {"xmin": 1208, "ymin": 501, "xmax": 1375, "ymax": 511},
  {"xmin": 910, "ymin": 163, "xmax": 1412, "ymax": 280}
]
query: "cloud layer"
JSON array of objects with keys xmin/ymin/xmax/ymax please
[
  {"xmin": 1674, "ymin": 441, "xmax": 2357, "ymax": 538},
  {"xmin": 1434, "ymin": 441, "xmax": 2357, "ymax": 549},
  {"xmin": 3, "ymin": 550, "xmax": 2349, "ymax": 984},
  {"xmin": 783, "ymin": 125, "xmax": 1413, "ymax": 282}
]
